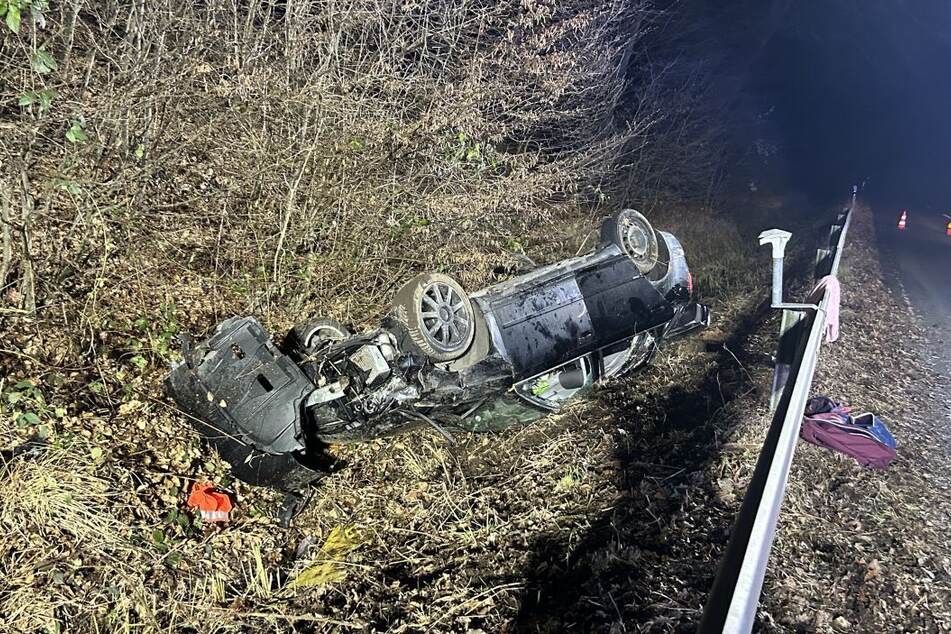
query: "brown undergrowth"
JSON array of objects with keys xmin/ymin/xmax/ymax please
[{"xmin": 0, "ymin": 196, "xmax": 771, "ymax": 632}]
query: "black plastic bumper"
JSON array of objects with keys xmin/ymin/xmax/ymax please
[{"xmin": 165, "ymin": 317, "xmax": 323, "ymax": 490}]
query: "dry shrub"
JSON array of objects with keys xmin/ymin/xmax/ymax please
[{"xmin": 1, "ymin": 0, "xmax": 658, "ymax": 334}]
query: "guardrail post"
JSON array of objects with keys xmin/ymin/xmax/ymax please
[{"xmin": 757, "ymin": 229, "xmax": 792, "ymax": 307}]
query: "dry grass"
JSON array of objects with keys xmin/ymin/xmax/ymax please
[
  {"xmin": 0, "ymin": 431, "xmax": 157, "ymax": 632},
  {"xmin": 0, "ymin": 1, "xmax": 769, "ymax": 632}
]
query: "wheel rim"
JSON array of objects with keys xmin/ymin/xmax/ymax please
[
  {"xmin": 419, "ymin": 281, "xmax": 471, "ymax": 353},
  {"xmin": 618, "ymin": 211, "xmax": 658, "ymax": 272},
  {"xmin": 623, "ymin": 223, "xmax": 651, "ymax": 259}
]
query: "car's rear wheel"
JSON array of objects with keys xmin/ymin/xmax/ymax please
[
  {"xmin": 390, "ymin": 273, "xmax": 475, "ymax": 362},
  {"xmin": 601, "ymin": 209, "xmax": 665, "ymax": 277}
]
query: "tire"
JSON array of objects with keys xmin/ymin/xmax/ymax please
[
  {"xmin": 600, "ymin": 209, "xmax": 663, "ymax": 277},
  {"xmin": 289, "ymin": 317, "xmax": 350, "ymax": 356},
  {"xmin": 390, "ymin": 273, "xmax": 475, "ymax": 362}
]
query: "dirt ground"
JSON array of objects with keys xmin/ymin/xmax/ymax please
[{"xmin": 3, "ymin": 198, "xmax": 950, "ymax": 633}]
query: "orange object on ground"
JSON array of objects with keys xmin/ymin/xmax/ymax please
[
  {"xmin": 898, "ymin": 210, "xmax": 907, "ymax": 230},
  {"xmin": 186, "ymin": 482, "xmax": 233, "ymax": 522},
  {"xmin": 946, "ymin": 221, "xmax": 951, "ymax": 236}
]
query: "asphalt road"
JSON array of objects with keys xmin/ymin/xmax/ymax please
[{"xmin": 872, "ymin": 201, "xmax": 951, "ymax": 372}]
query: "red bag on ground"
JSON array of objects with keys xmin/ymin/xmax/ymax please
[{"xmin": 800, "ymin": 396, "xmax": 897, "ymax": 470}]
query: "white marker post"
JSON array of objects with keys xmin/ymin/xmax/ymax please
[{"xmin": 758, "ymin": 229, "xmax": 792, "ymax": 307}]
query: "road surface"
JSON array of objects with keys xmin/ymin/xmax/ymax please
[{"xmin": 872, "ymin": 201, "xmax": 951, "ymax": 372}]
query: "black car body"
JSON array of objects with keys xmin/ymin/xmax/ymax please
[{"xmin": 166, "ymin": 210, "xmax": 709, "ymax": 489}]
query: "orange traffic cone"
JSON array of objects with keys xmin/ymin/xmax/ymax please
[{"xmin": 897, "ymin": 211, "xmax": 907, "ymax": 230}]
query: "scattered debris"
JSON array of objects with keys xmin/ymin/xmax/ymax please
[
  {"xmin": 800, "ymin": 395, "xmax": 897, "ymax": 469},
  {"xmin": 277, "ymin": 490, "xmax": 314, "ymax": 528},
  {"xmin": 289, "ymin": 525, "xmax": 364, "ymax": 588},
  {"xmin": 166, "ymin": 212, "xmax": 709, "ymax": 490},
  {"xmin": 0, "ymin": 437, "xmax": 48, "ymax": 467},
  {"xmin": 186, "ymin": 482, "xmax": 233, "ymax": 523}
]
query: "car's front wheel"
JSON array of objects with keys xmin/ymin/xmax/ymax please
[
  {"xmin": 288, "ymin": 317, "xmax": 351, "ymax": 358},
  {"xmin": 390, "ymin": 273, "xmax": 475, "ymax": 362}
]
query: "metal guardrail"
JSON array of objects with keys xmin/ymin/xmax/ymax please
[{"xmin": 697, "ymin": 195, "xmax": 855, "ymax": 633}]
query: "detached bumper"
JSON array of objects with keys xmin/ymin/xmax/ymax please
[
  {"xmin": 663, "ymin": 302, "xmax": 710, "ymax": 340},
  {"xmin": 165, "ymin": 317, "xmax": 323, "ymax": 490}
]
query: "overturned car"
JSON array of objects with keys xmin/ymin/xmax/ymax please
[{"xmin": 166, "ymin": 210, "xmax": 709, "ymax": 489}]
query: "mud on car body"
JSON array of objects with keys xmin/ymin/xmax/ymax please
[{"xmin": 166, "ymin": 210, "xmax": 710, "ymax": 489}]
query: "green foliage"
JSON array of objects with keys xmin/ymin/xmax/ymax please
[
  {"xmin": 2, "ymin": 379, "xmax": 65, "ymax": 430},
  {"xmin": 1, "ymin": 0, "xmax": 48, "ymax": 34},
  {"xmin": 164, "ymin": 508, "xmax": 200, "ymax": 538},
  {"xmin": 31, "ymin": 48, "xmax": 57, "ymax": 74},
  {"xmin": 387, "ymin": 215, "xmax": 432, "ymax": 239},
  {"xmin": 451, "ymin": 130, "xmax": 487, "ymax": 169},
  {"xmin": 53, "ymin": 177, "xmax": 82, "ymax": 195},
  {"xmin": 3, "ymin": 1, "xmax": 21, "ymax": 33},
  {"xmin": 150, "ymin": 528, "xmax": 169, "ymax": 553},
  {"xmin": 128, "ymin": 302, "xmax": 181, "ymax": 363},
  {"xmin": 19, "ymin": 88, "xmax": 56, "ymax": 112},
  {"xmin": 65, "ymin": 118, "xmax": 87, "ymax": 143},
  {"xmin": 505, "ymin": 236, "xmax": 524, "ymax": 253},
  {"xmin": 150, "ymin": 509, "xmax": 197, "ymax": 567}
]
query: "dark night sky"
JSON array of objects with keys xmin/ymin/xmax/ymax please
[{"xmin": 706, "ymin": 0, "xmax": 951, "ymax": 207}]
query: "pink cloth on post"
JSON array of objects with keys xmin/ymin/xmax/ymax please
[{"xmin": 808, "ymin": 275, "xmax": 841, "ymax": 342}]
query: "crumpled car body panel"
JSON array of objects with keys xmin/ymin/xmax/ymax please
[
  {"xmin": 166, "ymin": 317, "xmax": 327, "ymax": 489},
  {"xmin": 472, "ymin": 246, "xmax": 674, "ymax": 379}
]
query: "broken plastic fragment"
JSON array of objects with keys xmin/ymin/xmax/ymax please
[
  {"xmin": 289, "ymin": 525, "xmax": 363, "ymax": 587},
  {"xmin": 186, "ymin": 481, "xmax": 233, "ymax": 523}
]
